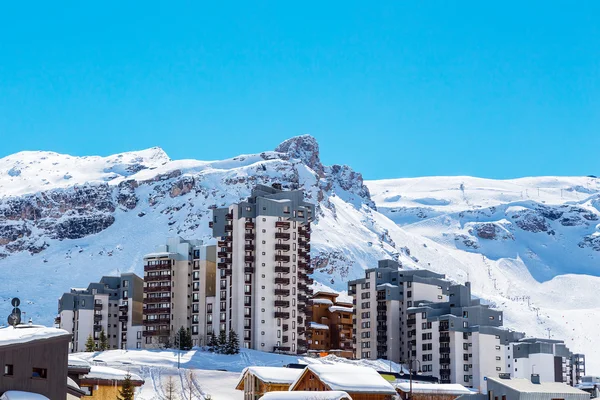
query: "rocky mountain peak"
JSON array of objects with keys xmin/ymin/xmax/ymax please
[{"xmin": 275, "ymin": 135, "xmax": 324, "ymax": 177}]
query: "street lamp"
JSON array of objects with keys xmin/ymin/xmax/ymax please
[{"xmin": 401, "ymin": 358, "xmax": 422, "ymax": 400}]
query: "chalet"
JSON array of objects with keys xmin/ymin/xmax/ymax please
[
  {"xmin": 289, "ymin": 364, "xmax": 397, "ymax": 400},
  {"xmin": 236, "ymin": 366, "xmax": 305, "ymax": 400},
  {"xmin": 0, "ymin": 324, "xmax": 71, "ymax": 399},
  {"xmin": 78, "ymin": 365, "xmax": 144, "ymax": 398}
]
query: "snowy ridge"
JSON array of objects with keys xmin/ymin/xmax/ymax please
[{"xmin": 0, "ymin": 136, "xmax": 598, "ymax": 373}]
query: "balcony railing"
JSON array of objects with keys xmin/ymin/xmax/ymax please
[
  {"xmin": 275, "ymin": 277, "xmax": 290, "ymax": 285},
  {"xmin": 244, "ymin": 244, "xmax": 254, "ymax": 251},
  {"xmin": 144, "ymin": 262, "xmax": 172, "ymax": 272},
  {"xmin": 439, "ymin": 324, "xmax": 449, "ymax": 332},
  {"xmin": 274, "ymin": 300, "xmax": 290, "ymax": 308},
  {"xmin": 273, "ymin": 346, "xmax": 291, "ymax": 352},
  {"xmin": 144, "ymin": 317, "xmax": 171, "ymax": 325},
  {"xmin": 440, "ymin": 347, "xmax": 451, "ymax": 354},
  {"xmin": 275, "ymin": 255, "xmax": 290, "ymax": 262},
  {"xmin": 245, "ymin": 256, "xmax": 254, "ymax": 262},
  {"xmin": 93, "ymin": 314, "xmax": 102, "ymax": 322},
  {"xmin": 245, "ymin": 233, "xmax": 255, "ymax": 240},
  {"xmin": 275, "ymin": 221, "xmax": 291, "ymax": 229},
  {"xmin": 93, "ymin": 325, "xmax": 102, "ymax": 332},
  {"xmin": 143, "ymin": 307, "xmax": 170, "ymax": 314},
  {"xmin": 275, "ymin": 244, "xmax": 290, "ymax": 251},
  {"xmin": 218, "ymin": 251, "xmax": 229, "ymax": 258},
  {"xmin": 224, "ymin": 225, "xmax": 234, "ymax": 232},
  {"xmin": 440, "ymin": 368, "xmax": 451, "ymax": 375},
  {"xmin": 245, "ymin": 222, "xmax": 255, "ymax": 229},
  {"xmin": 274, "ymin": 289, "xmax": 290, "ymax": 296},
  {"xmin": 274, "ymin": 312, "xmax": 290, "ymax": 319},
  {"xmin": 143, "ymin": 296, "xmax": 171, "ymax": 304},
  {"xmin": 275, "ymin": 266, "xmax": 290, "ymax": 273},
  {"xmin": 217, "ymin": 241, "xmax": 229, "ymax": 247},
  {"xmin": 226, "ymin": 213, "xmax": 233, "ymax": 220},
  {"xmin": 407, "ymin": 318, "xmax": 416, "ymax": 325},
  {"xmin": 275, "ymin": 233, "xmax": 290, "ymax": 240},
  {"xmin": 145, "ymin": 285, "xmax": 171, "ymax": 293},
  {"xmin": 244, "ymin": 266, "xmax": 254, "ymax": 273},
  {"xmin": 439, "ymin": 336, "xmax": 450, "ymax": 343},
  {"xmin": 217, "ymin": 262, "xmax": 230, "ymax": 269},
  {"xmin": 145, "ymin": 274, "xmax": 171, "ymax": 282},
  {"xmin": 143, "ymin": 329, "xmax": 170, "ymax": 337},
  {"xmin": 118, "ymin": 316, "xmax": 128, "ymax": 322},
  {"xmin": 94, "ymin": 303, "xmax": 102, "ymax": 311}
]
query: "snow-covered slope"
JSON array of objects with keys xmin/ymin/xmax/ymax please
[{"xmin": 0, "ymin": 136, "xmax": 598, "ymax": 373}]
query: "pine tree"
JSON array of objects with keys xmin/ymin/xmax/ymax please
[
  {"xmin": 182, "ymin": 328, "xmax": 193, "ymax": 350},
  {"xmin": 217, "ymin": 330, "xmax": 227, "ymax": 354},
  {"xmin": 175, "ymin": 326, "xmax": 187, "ymax": 350},
  {"xmin": 117, "ymin": 373, "xmax": 135, "ymax": 400},
  {"xmin": 227, "ymin": 329, "xmax": 240, "ymax": 355},
  {"xmin": 99, "ymin": 328, "xmax": 108, "ymax": 351},
  {"xmin": 85, "ymin": 334, "xmax": 96, "ymax": 352},
  {"xmin": 207, "ymin": 332, "xmax": 217, "ymax": 352}
]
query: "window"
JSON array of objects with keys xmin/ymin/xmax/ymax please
[
  {"xmin": 464, "ymin": 375, "xmax": 470, "ymax": 383},
  {"xmin": 464, "ymin": 365, "xmax": 469, "ymax": 371},
  {"xmin": 463, "ymin": 321, "xmax": 468, "ymax": 328},
  {"xmin": 137, "ymin": 332, "xmax": 142, "ymax": 339},
  {"xmin": 496, "ymin": 367, "xmax": 501, "ymax": 371},
  {"xmin": 4, "ymin": 364, "xmax": 13, "ymax": 376},
  {"xmin": 32, "ymin": 368, "xmax": 47, "ymax": 379}
]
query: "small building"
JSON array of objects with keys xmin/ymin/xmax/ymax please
[
  {"xmin": 487, "ymin": 375, "xmax": 590, "ymax": 400},
  {"xmin": 0, "ymin": 324, "xmax": 71, "ymax": 399},
  {"xmin": 236, "ymin": 366, "xmax": 305, "ymax": 400},
  {"xmin": 260, "ymin": 391, "xmax": 352, "ymax": 400},
  {"xmin": 67, "ymin": 377, "xmax": 87, "ymax": 399},
  {"xmin": 395, "ymin": 383, "xmax": 473, "ymax": 400},
  {"xmin": 289, "ymin": 364, "xmax": 397, "ymax": 400},
  {"xmin": 78, "ymin": 365, "xmax": 144, "ymax": 399},
  {"xmin": 307, "ymin": 292, "xmax": 354, "ymax": 359}
]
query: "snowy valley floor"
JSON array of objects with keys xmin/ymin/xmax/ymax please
[{"xmin": 73, "ymin": 348, "xmax": 405, "ymax": 400}]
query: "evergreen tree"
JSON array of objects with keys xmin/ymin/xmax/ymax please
[
  {"xmin": 217, "ymin": 330, "xmax": 227, "ymax": 354},
  {"xmin": 85, "ymin": 334, "xmax": 96, "ymax": 352},
  {"xmin": 163, "ymin": 336, "xmax": 172, "ymax": 349},
  {"xmin": 207, "ymin": 332, "xmax": 217, "ymax": 352},
  {"xmin": 99, "ymin": 328, "xmax": 108, "ymax": 351},
  {"xmin": 117, "ymin": 373, "xmax": 135, "ymax": 400},
  {"xmin": 182, "ymin": 328, "xmax": 193, "ymax": 350},
  {"xmin": 226, "ymin": 329, "xmax": 240, "ymax": 355}
]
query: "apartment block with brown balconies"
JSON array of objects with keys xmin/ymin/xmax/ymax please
[
  {"xmin": 211, "ymin": 183, "xmax": 315, "ymax": 354},
  {"xmin": 307, "ymin": 291, "xmax": 354, "ymax": 358},
  {"xmin": 142, "ymin": 238, "xmax": 216, "ymax": 348}
]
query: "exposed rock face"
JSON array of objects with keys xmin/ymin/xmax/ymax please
[
  {"xmin": 275, "ymin": 135, "xmax": 324, "ymax": 177},
  {"xmin": 471, "ymin": 222, "xmax": 514, "ymax": 241},
  {"xmin": 514, "ymin": 211, "xmax": 549, "ymax": 233}
]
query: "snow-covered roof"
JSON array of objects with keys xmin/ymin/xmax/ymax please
[
  {"xmin": 0, "ymin": 325, "xmax": 70, "ymax": 347},
  {"xmin": 395, "ymin": 383, "xmax": 472, "ymax": 395},
  {"xmin": 310, "ymin": 322, "xmax": 330, "ymax": 330},
  {"xmin": 82, "ymin": 366, "xmax": 143, "ymax": 383},
  {"xmin": 329, "ymin": 306, "xmax": 353, "ymax": 313},
  {"xmin": 0, "ymin": 392, "xmax": 49, "ymax": 400},
  {"xmin": 291, "ymin": 365, "xmax": 397, "ymax": 394},
  {"xmin": 67, "ymin": 376, "xmax": 81, "ymax": 390},
  {"xmin": 488, "ymin": 378, "xmax": 589, "ymax": 394},
  {"xmin": 311, "ymin": 298, "xmax": 334, "ymax": 306},
  {"xmin": 260, "ymin": 391, "xmax": 352, "ymax": 400},
  {"xmin": 144, "ymin": 252, "xmax": 175, "ymax": 258},
  {"xmin": 237, "ymin": 367, "xmax": 304, "ymax": 389},
  {"xmin": 377, "ymin": 283, "xmax": 398, "ymax": 288},
  {"xmin": 68, "ymin": 356, "xmax": 92, "ymax": 369}
]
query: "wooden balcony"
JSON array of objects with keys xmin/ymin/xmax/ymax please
[
  {"xmin": 244, "ymin": 244, "xmax": 255, "ymax": 251},
  {"xmin": 275, "ymin": 221, "xmax": 290, "ymax": 229},
  {"xmin": 244, "ymin": 266, "xmax": 254, "ymax": 273},
  {"xmin": 144, "ymin": 317, "xmax": 171, "ymax": 325},
  {"xmin": 143, "ymin": 307, "xmax": 170, "ymax": 314},
  {"xmin": 93, "ymin": 314, "xmax": 102, "ymax": 322},
  {"xmin": 245, "ymin": 233, "xmax": 255, "ymax": 240},
  {"xmin": 145, "ymin": 285, "xmax": 171, "ymax": 293},
  {"xmin": 144, "ymin": 263, "xmax": 172, "ymax": 272},
  {"xmin": 143, "ymin": 329, "xmax": 170, "ymax": 337},
  {"xmin": 275, "ymin": 255, "xmax": 290, "ymax": 262},
  {"xmin": 275, "ymin": 232, "xmax": 290, "ymax": 240},
  {"xmin": 145, "ymin": 274, "xmax": 171, "ymax": 282},
  {"xmin": 226, "ymin": 213, "xmax": 233, "ymax": 220},
  {"xmin": 275, "ymin": 277, "xmax": 290, "ymax": 285},
  {"xmin": 274, "ymin": 312, "xmax": 290, "ymax": 319},
  {"xmin": 275, "ymin": 266, "xmax": 290, "ymax": 273},
  {"xmin": 143, "ymin": 296, "xmax": 171, "ymax": 304},
  {"xmin": 217, "ymin": 251, "xmax": 229, "ymax": 258},
  {"xmin": 118, "ymin": 316, "xmax": 128, "ymax": 322},
  {"xmin": 245, "ymin": 255, "xmax": 254, "ymax": 262},
  {"xmin": 217, "ymin": 261, "xmax": 231, "ymax": 269},
  {"xmin": 217, "ymin": 241, "xmax": 229, "ymax": 247},
  {"xmin": 225, "ymin": 225, "xmax": 234, "ymax": 232},
  {"xmin": 94, "ymin": 303, "xmax": 103, "ymax": 311},
  {"xmin": 245, "ymin": 222, "xmax": 255, "ymax": 229},
  {"xmin": 275, "ymin": 244, "xmax": 290, "ymax": 251},
  {"xmin": 274, "ymin": 300, "xmax": 290, "ymax": 308},
  {"xmin": 274, "ymin": 289, "xmax": 290, "ymax": 296}
]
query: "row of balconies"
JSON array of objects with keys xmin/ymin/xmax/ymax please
[
  {"xmin": 144, "ymin": 307, "xmax": 170, "ymax": 314},
  {"xmin": 143, "ymin": 329, "xmax": 170, "ymax": 337},
  {"xmin": 145, "ymin": 274, "xmax": 171, "ymax": 282},
  {"xmin": 144, "ymin": 262, "xmax": 172, "ymax": 272},
  {"xmin": 145, "ymin": 285, "xmax": 171, "ymax": 293},
  {"xmin": 143, "ymin": 296, "xmax": 171, "ymax": 304},
  {"xmin": 143, "ymin": 317, "xmax": 171, "ymax": 325}
]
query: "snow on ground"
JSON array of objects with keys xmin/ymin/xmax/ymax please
[{"xmin": 72, "ymin": 348, "xmax": 406, "ymax": 400}]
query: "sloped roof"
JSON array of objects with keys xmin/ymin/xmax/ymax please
[
  {"xmin": 236, "ymin": 367, "xmax": 305, "ymax": 390},
  {"xmin": 0, "ymin": 325, "xmax": 70, "ymax": 347},
  {"xmin": 81, "ymin": 366, "xmax": 143, "ymax": 384},
  {"xmin": 488, "ymin": 378, "xmax": 589, "ymax": 394},
  {"xmin": 395, "ymin": 383, "xmax": 472, "ymax": 395},
  {"xmin": 260, "ymin": 391, "xmax": 352, "ymax": 400},
  {"xmin": 0, "ymin": 392, "xmax": 50, "ymax": 400},
  {"xmin": 291, "ymin": 364, "xmax": 396, "ymax": 395}
]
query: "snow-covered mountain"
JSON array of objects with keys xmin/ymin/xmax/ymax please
[{"xmin": 0, "ymin": 136, "xmax": 598, "ymax": 372}]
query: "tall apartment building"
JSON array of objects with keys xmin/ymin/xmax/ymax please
[
  {"xmin": 410, "ymin": 282, "xmax": 524, "ymax": 392},
  {"xmin": 57, "ymin": 273, "xmax": 143, "ymax": 352},
  {"xmin": 142, "ymin": 237, "xmax": 216, "ymax": 348},
  {"xmin": 348, "ymin": 260, "xmax": 450, "ymax": 363},
  {"xmin": 307, "ymin": 291, "xmax": 354, "ymax": 358},
  {"xmin": 511, "ymin": 338, "xmax": 582, "ymax": 386},
  {"xmin": 211, "ymin": 184, "xmax": 315, "ymax": 354}
]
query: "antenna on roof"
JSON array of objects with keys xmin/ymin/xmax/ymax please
[{"xmin": 7, "ymin": 297, "xmax": 21, "ymax": 327}]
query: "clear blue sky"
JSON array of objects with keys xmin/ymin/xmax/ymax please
[{"xmin": 1, "ymin": 1, "xmax": 598, "ymax": 179}]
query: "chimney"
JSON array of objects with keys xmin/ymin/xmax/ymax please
[{"xmin": 531, "ymin": 374, "xmax": 540, "ymax": 384}]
